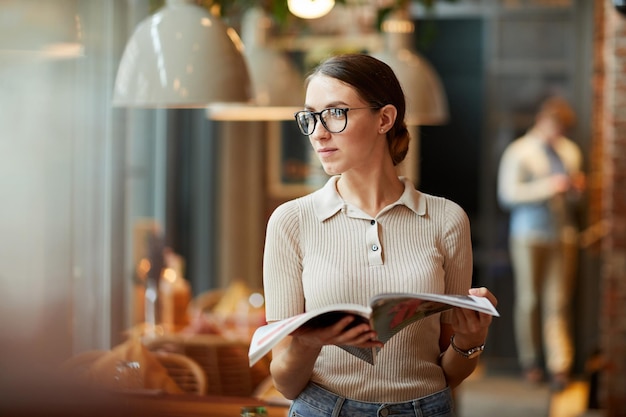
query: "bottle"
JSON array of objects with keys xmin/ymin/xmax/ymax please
[
  {"xmin": 159, "ymin": 269, "xmax": 191, "ymax": 332},
  {"xmin": 145, "ymin": 232, "xmax": 165, "ymax": 336}
]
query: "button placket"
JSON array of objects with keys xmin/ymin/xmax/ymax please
[{"xmin": 366, "ymin": 218, "xmax": 383, "ymax": 266}]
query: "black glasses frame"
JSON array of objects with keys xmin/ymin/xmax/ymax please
[{"xmin": 293, "ymin": 106, "xmax": 380, "ymax": 135}]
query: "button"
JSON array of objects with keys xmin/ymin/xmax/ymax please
[
  {"xmin": 379, "ymin": 408, "xmax": 389, "ymax": 417},
  {"xmin": 372, "ymin": 244, "xmax": 379, "ymax": 251},
  {"xmin": 370, "ymin": 220, "xmax": 376, "ymax": 225}
]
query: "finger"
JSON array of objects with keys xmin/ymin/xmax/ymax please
[
  {"xmin": 450, "ymin": 307, "xmax": 468, "ymax": 330},
  {"xmin": 459, "ymin": 310, "xmax": 480, "ymax": 333},
  {"xmin": 454, "ymin": 307, "xmax": 492, "ymax": 333},
  {"xmin": 469, "ymin": 287, "xmax": 498, "ymax": 307},
  {"xmin": 333, "ymin": 315, "xmax": 357, "ymax": 331},
  {"xmin": 339, "ymin": 323, "xmax": 375, "ymax": 341},
  {"xmin": 350, "ymin": 331, "xmax": 383, "ymax": 347}
]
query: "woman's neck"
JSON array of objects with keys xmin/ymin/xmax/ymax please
[{"xmin": 336, "ymin": 168, "xmax": 405, "ymax": 217}]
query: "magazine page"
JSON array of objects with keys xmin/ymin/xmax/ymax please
[
  {"xmin": 368, "ymin": 293, "xmax": 500, "ymax": 345},
  {"xmin": 369, "ymin": 298, "xmax": 454, "ymax": 345},
  {"xmin": 369, "ymin": 293, "xmax": 499, "ymax": 317}
]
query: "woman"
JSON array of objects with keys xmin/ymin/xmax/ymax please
[{"xmin": 263, "ymin": 54, "xmax": 497, "ymax": 417}]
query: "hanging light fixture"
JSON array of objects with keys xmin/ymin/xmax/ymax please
[
  {"xmin": 288, "ymin": 0, "xmax": 335, "ymax": 19},
  {"xmin": 372, "ymin": 8, "xmax": 448, "ymax": 125},
  {"xmin": 113, "ymin": 0, "xmax": 251, "ymax": 108},
  {"xmin": 206, "ymin": 7, "xmax": 303, "ymax": 121},
  {"xmin": 0, "ymin": 0, "xmax": 84, "ymax": 59},
  {"xmin": 240, "ymin": 7, "xmax": 304, "ymax": 107}
]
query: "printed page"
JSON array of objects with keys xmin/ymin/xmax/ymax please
[
  {"xmin": 369, "ymin": 293, "xmax": 499, "ymax": 317},
  {"xmin": 368, "ymin": 293, "xmax": 499, "ymax": 345}
]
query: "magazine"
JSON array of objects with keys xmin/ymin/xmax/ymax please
[{"xmin": 248, "ymin": 292, "xmax": 499, "ymax": 366}]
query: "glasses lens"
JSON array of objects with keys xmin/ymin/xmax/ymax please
[
  {"xmin": 295, "ymin": 108, "xmax": 348, "ymax": 135},
  {"xmin": 296, "ymin": 111, "xmax": 315, "ymax": 135},
  {"xmin": 321, "ymin": 108, "xmax": 347, "ymax": 133}
]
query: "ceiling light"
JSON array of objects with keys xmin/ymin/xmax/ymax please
[
  {"xmin": 113, "ymin": 0, "xmax": 251, "ymax": 108},
  {"xmin": 373, "ymin": 9, "xmax": 448, "ymax": 125},
  {"xmin": 0, "ymin": 0, "xmax": 84, "ymax": 59},
  {"xmin": 288, "ymin": 0, "xmax": 335, "ymax": 19}
]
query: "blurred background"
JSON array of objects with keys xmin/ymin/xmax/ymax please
[{"xmin": 0, "ymin": 1, "xmax": 624, "ymax": 415}]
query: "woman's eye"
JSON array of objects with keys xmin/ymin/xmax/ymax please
[{"xmin": 328, "ymin": 109, "xmax": 343, "ymax": 118}]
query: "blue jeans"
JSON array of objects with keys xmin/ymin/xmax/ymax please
[{"xmin": 288, "ymin": 383, "xmax": 455, "ymax": 417}]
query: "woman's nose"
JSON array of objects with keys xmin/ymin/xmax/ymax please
[{"xmin": 310, "ymin": 120, "xmax": 331, "ymax": 140}]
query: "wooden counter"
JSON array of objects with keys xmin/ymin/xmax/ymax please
[
  {"xmin": 1, "ymin": 380, "xmax": 289, "ymax": 417},
  {"xmin": 114, "ymin": 392, "xmax": 289, "ymax": 417}
]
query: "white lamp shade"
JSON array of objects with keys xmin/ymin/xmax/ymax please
[
  {"xmin": 0, "ymin": 0, "xmax": 83, "ymax": 59},
  {"xmin": 245, "ymin": 48, "xmax": 304, "ymax": 106},
  {"xmin": 206, "ymin": 7, "xmax": 304, "ymax": 122},
  {"xmin": 372, "ymin": 10, "xmax": 448, "ymax": 126},
  {"xmin": 374, "ymin": 47, "xmax": 449, "ymax": 126},
  {"xmin": 241, "ymin": 8, "xmax": 304, "ymax": 106},
  {"xmin": 113, "ymin": 0, "xmax": 251, "ymax": 108}
]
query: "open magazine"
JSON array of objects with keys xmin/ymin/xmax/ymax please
[{"xmin": 248, "ymin": 292, "xmax": 499, "ymax": 366}]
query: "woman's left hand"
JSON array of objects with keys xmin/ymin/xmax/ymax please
[{"xmin": 450, "ymin": 287, "xmax": 498, "ymax": 349}]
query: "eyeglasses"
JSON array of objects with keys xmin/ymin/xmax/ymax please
[{"xmin": 294, "ymin": 107, "xmax": 380, "ymax": 135}]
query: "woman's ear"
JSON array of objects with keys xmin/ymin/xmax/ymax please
[{"xmin": 379, "ymin": 104, "xmax": 397, "ymax": 133}]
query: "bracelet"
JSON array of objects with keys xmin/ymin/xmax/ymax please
[{"xmin": 450, "ymin": 334, "xmax": 485, "ymax": 359}]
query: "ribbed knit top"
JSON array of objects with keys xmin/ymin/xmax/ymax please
[{"xmin": 263, "ymin": 176, "xmax": 472, "ymax": 402}]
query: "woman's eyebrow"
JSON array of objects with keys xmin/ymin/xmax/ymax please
[{"xmin": 303, "ymin": 101, "xmax": 350, "ymax": 111}]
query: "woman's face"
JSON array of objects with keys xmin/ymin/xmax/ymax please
[{"xmin": 304, "ymin": 74, "xmax": 387, "ymax": 176}]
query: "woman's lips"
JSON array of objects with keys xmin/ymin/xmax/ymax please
[{"xmin": 317, "ymin": 147, "xmax": 337, "ymax": 157}]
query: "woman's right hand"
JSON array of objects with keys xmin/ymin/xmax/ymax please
[
  {"xmin": 291, "ymin": 315, "xmax": 383, "ymax": 350},
  {"xmin": 270, "ymin": 315, "xmax": 383, "ymax": 399}
]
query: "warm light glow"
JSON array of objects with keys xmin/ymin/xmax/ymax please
[
  {"xmin": 288, "ymin": 0, "xmax": 335, "ymax": 19},
  {"xmin": 163, "ymin": 268, "xmax": 177, "ymax": 283},
  {"xmin": 137, "ymin": 258, "xmax": 151, "ymax": 279},
  {"xmin": 382, "ymin": 19, "xmax": 414, "ymax": 34},
  {"xmin": 206, "ymin": 104, "xmax": 301, "ymax": 121},
  {"xmin": 226, "ymin": 27, "xmax": 245, "ymax": 53},
  {"xmin": 249, "ymin": 292, "xmax": 265, "ymax": 308},
  {"xmin": 40, "ymin": 42, "xmax": 85, "ymax": 58}
]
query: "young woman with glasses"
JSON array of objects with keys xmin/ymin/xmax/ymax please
[{"xmin": 262, "ymin": 54, "xmax": 497, "ymax": 417}]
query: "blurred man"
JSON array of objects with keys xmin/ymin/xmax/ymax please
[{"xmin": 497, "ymin": 96, "xmax": 585, "ymax": 391}]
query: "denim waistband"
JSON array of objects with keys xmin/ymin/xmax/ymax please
[{"xmin": 290, "ymin": 383, "xmax": 455, "ymax": 417}]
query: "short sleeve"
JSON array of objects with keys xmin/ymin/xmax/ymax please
[
  {"xmin": 440, "ymin": 199, "xmax": 473, "ymax": 323},
  {"xmin": 263, "ymin": 200, "xmax": 306, "ymax": 322}
]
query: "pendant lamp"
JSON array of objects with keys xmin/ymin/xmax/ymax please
[
  {"xmin": 372, "ymin": 8, "xmax": 448, "ymax": 125},
  {"xmin": 206, "ymin": 7, "xmax": 303, "ymax": 121},
  {"xmin": 241, "ymin": 7, "xmax": 304, "ymax": 107},
  {"xmin": 288, "ymin": 0, "xmax": 336, "ymax": 19},
  {"xmin": 0, "ymin": 0, "xmax": 83, "ymax": 59},
  {"xmin": 113, "ymin": 0, "xmax": 251, "ymax": 108}
]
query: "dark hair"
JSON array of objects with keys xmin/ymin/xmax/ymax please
[{"xmin": 307, "ymin": 54, "xmax": 410, "ymax": 166}]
